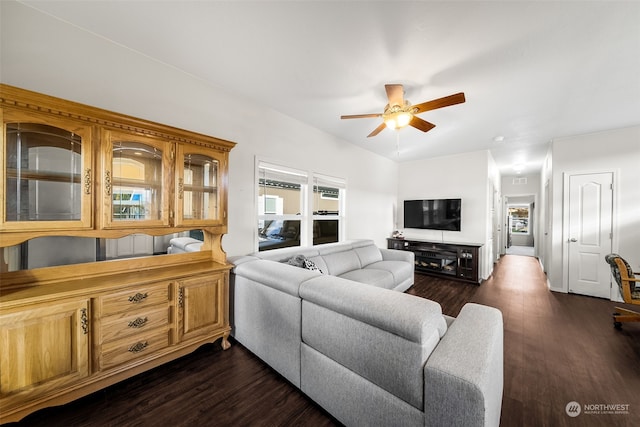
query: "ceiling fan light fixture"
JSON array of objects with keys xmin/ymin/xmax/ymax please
[
  {"xmin": 396, "ymin": 112, "xmax": 412, "ymax": 128},
  {"xmin": 340, "ymin": 84, "xmax": 465, "ymax": 137},
  {"xmin": 384, "ymin": 110, "xmax": 412, "ymax": 129}
]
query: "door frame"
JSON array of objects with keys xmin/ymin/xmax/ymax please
[
  {"xmin": 561, "ymin": 169, "xmax": 619, "ymax": 299},
  {"xmin": 502, "ymin": 193, "xmax": 538, "ymax": 257}
]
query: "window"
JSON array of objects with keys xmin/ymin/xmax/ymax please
[
  {"xmin": 509, "ymin": 205, "xmax": 530, "ymax": 234},
  {"xmin": 257, "ymin": 162, "xmax": 307, "ymax": 251},
  {"xmin": 312, "ymin": 174, "xmax": 345, "ymax": 245},
  {"xmin": 256, "ymin": 161, "xmax": 345, "ymax": 251}
]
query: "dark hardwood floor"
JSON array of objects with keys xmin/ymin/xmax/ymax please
[{"xmin": 7, "ymin": 255, "xmax": 640, "ymax": 427}]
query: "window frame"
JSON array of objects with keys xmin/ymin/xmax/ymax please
[
  {"xmin": 508, "ymin": 204, "xmax": 530, "ymax": 235},
  {"xmin": 255, "ymin": 159, "xmax": 346, "ymax": 252},
  {"xmin": 310, "ymin": 172, "xmax": 346, "ymax": 246}
]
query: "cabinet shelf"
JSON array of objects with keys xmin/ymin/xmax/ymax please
[
  {"xmin": 6, "ymin": 168, "xmax": 82, "ymax": 183},
  {"xmin": 183, "ymin": 184, "xmax": 218, "ymax": 193}
]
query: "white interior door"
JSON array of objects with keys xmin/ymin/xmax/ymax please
[{"xmin": 567, "ymin": 172, "xmax": 613, "ymax": 298}]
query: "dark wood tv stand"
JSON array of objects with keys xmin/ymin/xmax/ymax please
[{"xmin": 387, "ymin": 238, "xmax": 482, "ymax": 284}]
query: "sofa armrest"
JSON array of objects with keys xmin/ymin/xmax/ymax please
[
  {"xmin": 380, "ymin": 247, "xmax": 414, "ymax": 264},
  {"xmin": 233, "ymin": 259, "xmax": 321, "ymax": 297},
  {"xmin": 424, "ymin": 303, "xmax": 503, "ymax": 427},
  {"xmin": 228, "ymin": 255, "xmax": 260, "ymax": 271}
]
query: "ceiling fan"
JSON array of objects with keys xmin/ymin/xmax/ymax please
[{"xmin": 341, "ymin": 84, "xmax": 465, "ymax": 137}]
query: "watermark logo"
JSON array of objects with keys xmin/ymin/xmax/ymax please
[
  {"xmin": 565, "ymin": 401, "xmax": 581, "ymax": 417},
  {"xmin": 565, "ymin": 401, "xmax": 630, "ymax": 417}
]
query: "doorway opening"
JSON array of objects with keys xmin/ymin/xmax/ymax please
[{"xmin": 505, "ymin": 196, "xmax": 535, "ymax": 257}]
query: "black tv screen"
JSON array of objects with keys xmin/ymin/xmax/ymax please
[{"xmin": 404, "ymin": 199, "xmax": 461, "ymax": 231}]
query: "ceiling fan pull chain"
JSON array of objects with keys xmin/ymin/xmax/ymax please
[{"xmin": 396, "ymin": 130, "xmax": 401, "ymax": 158}]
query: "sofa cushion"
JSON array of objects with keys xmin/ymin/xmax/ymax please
[
  {"xmin": 354, "ymin": 244, "xmax": 384, "ymax": 267},
  {"xmin": 321, "ymin": 250, "xmax": 362, "ymax": 276},
  {"xmin": 300, "ymin": 275, "xmax": 447, "ymax": 344},
  {"xmin": 256, "ymin": 247, "xmax": 320, "ymax": 263},
  {"xmin": 317, "ymin": 242, "xmax": 356, "ymax": 255},
  {"xmin": 234, "ymin": 259, "xmax": 320, "ymax": 296},
  {"xmin": 364, "ymin": 261, "xmax": 413, "ymax": 288},
  {"xmin": 338, "ymin": 269, "xmax": 395, "ymax": 289},
  {"xmin": 300, "ymin": 276, "xmax": 447, "ymax": 410}
]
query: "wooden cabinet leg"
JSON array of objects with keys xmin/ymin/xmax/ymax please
[{"xmin": 221, "ymin": 334, "xmax": 231, "ymax": 350}]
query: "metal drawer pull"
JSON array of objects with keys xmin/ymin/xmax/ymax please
[
  {"xmin": 128, "ymin": 317, "xmax": 148, "ymax": 328},
  {"xmin": 128, "ymin": 341, "xmax": 148, "ymax": 353},
  {"xmin": 128, "ymin": 292, "xmax": 148, "ymax": 303}
]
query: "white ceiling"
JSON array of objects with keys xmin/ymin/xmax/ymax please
[{"xmin": 21, "ymin": 1, "xmax": 640, "ymax": 175}]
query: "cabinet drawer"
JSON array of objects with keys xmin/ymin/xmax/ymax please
[
  {"xmin": 100, "ymin": 305, "xmax": 169, "ymax": 343},
  {"xmin": 99, "ymin": 283, "xmax": 170, "ymax": 316},
  {"xmin": 99, "ymin": 327, "xmax": 170, "ymax": 370}
]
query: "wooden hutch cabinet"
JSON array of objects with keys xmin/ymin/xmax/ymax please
[{"xmin": 0, "ymin": 84, "xmax": 236, "ymax": 423}]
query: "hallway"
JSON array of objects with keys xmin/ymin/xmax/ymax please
[
  {"xmin": 474, "ymin": 255, "xmax": 640, "ymax": 427},
  {"xmin": 506, "ymin": 245, "xmax": 535, "ymax": 257}
]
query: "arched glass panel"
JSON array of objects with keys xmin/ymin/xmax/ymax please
[
  {"xmin": 5, "ymin": 123, "xmax": 82, "ymax": 221},
  {"xmin": 112, "ymin": 141, "xmax": 163, "ymax": 221}
]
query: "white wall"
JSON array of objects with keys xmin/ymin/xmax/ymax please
[
  {"xmin": 501, "ymin": 174, "xmax": 541, "ymax": 199},
  {"xmin": 486, "ymin": 153, "xmax": 502, "ymax": 273},
  {"xmin": 397, "ymin": 150, "xmax": 496, "ymax": 279},
  {"xmin": 547, "ymin": 126, "xmax": 640, "ymax": 295},
  {"xmin": 0, "ymin": 1, "xmax": 398, "ymax": 256}
]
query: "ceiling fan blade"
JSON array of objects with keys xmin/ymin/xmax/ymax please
[
  {"xmin": 409, "ymin": 116, "xmax": 436, "ymax": 133},
  {"xmin": 367, "ymin": 122, "xmax": 387, "ymax": 137},
  {"xmin": 411, "ymin": 92, "xmax": 466, "ymax": 114},
  {"xmin": 385, "ymin": 84, "xmax": 404, "ymax": 107},
  {"xmin": 341, "ymin": 113, "xmax": 382, "ymax": 119}
]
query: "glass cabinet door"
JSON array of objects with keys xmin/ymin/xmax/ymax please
[
  {"xmin": 175, "ymin": 144, "xmax": 224, "ymax": 226},
  {"xmin": 1, "ymin": 111, "xmax": 93, "ymax": 231},
  {"xmin": 102, "ymin": 130, "xmax": 170, "ymax": 228}
]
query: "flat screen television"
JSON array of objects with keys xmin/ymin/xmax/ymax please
[{"xmin": 404, "ymin": 199, "xmax": 461, "ymax": 231}]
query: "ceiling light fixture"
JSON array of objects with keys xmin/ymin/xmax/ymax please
[{"xmin": 383, "ymin": 100, "xmax": 414, "ymax": 130}]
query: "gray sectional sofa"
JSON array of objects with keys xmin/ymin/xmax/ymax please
[{"xmin": 229, "ymin": 239, "xmax": 503, "ymax": 427}]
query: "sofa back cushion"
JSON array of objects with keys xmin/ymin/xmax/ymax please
[
  {"xmin": 354, "ymin": 244, "xmax": 383, "ymax": 267},
  {"xmin": 300, "ymin": 275, "xmax": 447, "ymax": 410},
  {"xmin": 234, "ymin": 259, "xmax": 321, "ymax": 296},
  {"xmin": 256, "ymin": 247, "xmax": 320, "ymax": 263},
  {"xmin": 321, "ymin": 250, "xmax": 362, "ymax": 276}
]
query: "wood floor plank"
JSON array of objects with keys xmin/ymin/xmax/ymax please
[{"xmin": 6, "ymin": 255, "xmax": 640, "ymax": 426}]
